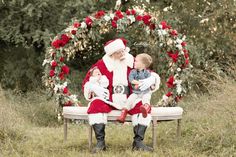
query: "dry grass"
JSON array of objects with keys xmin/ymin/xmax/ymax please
[{"xmin": 0, "ymin": 80, "xmax": 236, "ymax": 157}]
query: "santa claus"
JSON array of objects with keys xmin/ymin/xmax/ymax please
[{"xmin": 82, "ymin": 38, "xmax": 160, "ymax": 153}]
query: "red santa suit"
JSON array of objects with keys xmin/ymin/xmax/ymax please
[{"xmin": 82, "ymin": 40, "xmax": 160, "ymax": 126}]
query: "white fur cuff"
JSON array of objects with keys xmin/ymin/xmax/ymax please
[
  {"xmin": 88, "ymin": 113, "xmax": 108, "ymax": 125},
  {"xmin": 131, "ymin": 113, "xmax": 152, "ymax": 127}
]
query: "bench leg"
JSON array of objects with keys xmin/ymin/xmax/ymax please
[
  {"xmin": 152, "ymin": 118, "xmax": 157, "ymax": 149},
  {"xmin": 177, "ymin": 119, "xmax": 181, "ymax": 138},
  {"xmin": 88, "ymin": 125, "xmax": 93, "ymax": 150},
  {"xmin": 64, "ymin": 118, "xmax": 68, "ymax": 141}
]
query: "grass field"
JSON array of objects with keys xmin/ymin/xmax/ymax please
[{"xmin": 0, "ymin": 80, "xmax": 235, "ymax": 157}]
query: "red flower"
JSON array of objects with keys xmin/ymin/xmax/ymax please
[
  {"xmin": 95, "ymin": 10, "xmax": 105, "ymax": 19},
  {"xmin": 181, "ymin": 42, "xmax": 187, "ymax": 47},
  {"xmin": 111, "ymin": 20, "xmax": 117, "ymax": 28},
  {"xmin": 161, "ymin": 21, "xmax": 171, "ymax": 29},
  {"xmin": 59, "ymin": 57, "xmax": 64, "ymax": 62},
  {"xmin": 85, "ymin": 17, "xmax": 93, "ymax": 27},
  {"xmin": 142, "ymin": 14, "xmax": 152, "ymax": 25},
  {"xmin": 131, "ymin": 9, "xmax": 136, "ymax": 15},
  {"xmin": 170, "ymin": 30, "xmax": 178, "ymax": 36},
  {"xmin": 51, "ymin": 61, "xmax": 57, "ymax": 68},
  {"xmin": 136, "ymin": 15, "xmax": 143, "ymax": 21},
  {"xmin": 115, "ymin": 10, "xmax": 123, "ymax": 19},
  {"xmin": 166, "ymin": 92, "xmax": 173, "ymax": 97},
  {"xmin": 61, "ymin": 65, "xmax": 70, "ymax": 74},
  {"xmin": 166, "ymin": 76, "xmax": 175, "ymax": 88},
  {"xmin": 149, "ymin": 23, "xmax": 156, "ymax": 30},
  {"xmin": 59, "ymin": 72, "xmax": 64, "ymax": 80},
  {"xmin": 49, "ymin": 70, "xmax": 55, "ymax": 77},
  {"xmin": 71, "ymin": 30, "xmax": 76, "ymax": 35},
  {"xmin": 184, "ymin": 51, "xmax": 189, "ymax": 59},
  {"xmin": 64, "ymin": 101, "xmax": 72, "ymax": 106},
  {"xmin": 73, "ymin": 22, "xmax": 81, "ymax": 28},
  {"xmin": 185, "ymin": 59, "xmax": 189, "ymax": 65},
  {"xmin": 51, "ymin": 39, "xmax": 63, "ymax": 49},
  {"xmin": 167, "ymin": 51, "xmax": 179, "ymax": 62},
  {"xmin": 61, "ymin": 34, "xmax": 70, "ymax": 46},
  {"xmin": 63, "ymin": 87, "xmax": 68, "ymax": 94},
  {"xmin": 126, "ymin": 10, "xmax": 131, "ymax": 15},
  {"xmin": 113, "ymin": 16, "xmax": 119, "ymax": 21}
]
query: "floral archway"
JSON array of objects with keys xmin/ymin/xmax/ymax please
[{"xmin": 42, "ymin": 9, "xmax": 191, "ymax": 110}]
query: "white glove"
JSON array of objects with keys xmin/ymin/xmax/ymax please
[
  {"xmin": 88, "ymin": 83, "xmax": 109, "ymax": 99},
  {"xmin": 139, "ymin": 75, "xmax": 156, "ymax": 91}
]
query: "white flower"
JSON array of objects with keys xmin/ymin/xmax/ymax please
[
  {"xmin": 110, "ymin": 13, "xmax": 115, "ymax": 19},
  {"xmin": 64, "ymin": 26, "xmax": 74, "ymax": 33},
  {"xmin": 42, "ymin": 59, "xmax": 50, "ymax": 66},
  {"xmin": 176, "ymin": 44, "xmax": 183, "ymax": 50},
  {"xmin": 176, "ymin": 38, "xmax": 183, "ymax": 44},
  {"xmin": 158, "ymin": 29, "xmax": 167, "ymax": 36},
  {"xmin": 81, "ymin": 22, "xmax": 87, "ymax": 28},
  {"xmin": 167, "ymin": 38, "xmax": 173, "ymax": 45},
  {"xmin": 162, "ymin": 95, "xmax": 169, "ymax": 102},
  {"xmin": 163, "ymin": 7, "xmax": 169, "ymax": 12},
  {"xmin": 127, "ymin": 15, "xmax": 136, "ymax": 23},
  {"xmin": 69, "ymin": 94, "xmax": 78, "ymax": 102},
  {"xmin": 104, "ymin": 15, "xmax": 111, "ymax": 21},
  {"xmin": 62, "ymin": 82, "xmax": 68, "ymax": 88},
  {"xmin": 177, "ymin": 68, "xmax": 181, "ymax": 72},
  {"xmin": 176, "ymin": 84, "xmax": 182, "ymax": 94}
]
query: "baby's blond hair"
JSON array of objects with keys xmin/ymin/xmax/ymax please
[{"xmin": 136, "ymin": 53, "xmax": 153, "ymax": 68}]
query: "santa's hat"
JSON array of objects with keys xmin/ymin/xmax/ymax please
[{"xmin": 104, "ymin": 38, "xmax": 130, "ymax": 55}]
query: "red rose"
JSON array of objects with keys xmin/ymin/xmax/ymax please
[
  {"xmin": 126, "ymin": 10, "xmax": 131, "ymax": 15},
  {"xmin": 142, "ymin": 14, "xmax": 151, "ymax": 25},
  {"xmin": 181, "ymin": 42, "xmax": 187, "ymax": 47},
  {"xmin": 61, "ymin": 65, "xmax": 70, "ymax": 74},
  {"xmin": 183, "ymin": 49, "xmax": 188, "ymax": 53},
  {"xmin": 51, "ymin": 39, "xmax": 63, "ymax": 49},
  {"xmin": 71, "ymin": 30, "xmax": 76, "ymax": 35},
  {"xmin": 59, "ymin": 72, "xmax": 64, "ymax": 80},
  {"xmin": 73, "ymin": 22, "xmax": 81, "ymax": 28},
  {"xmin": 63, "ymin": 87, "xmax": 68, "ymax": 94},
  {"xmin": 85, "ymin": 17, "xmax": 93, "ymax": 27},
  {"xmin": 131, "ymin": 9, "xmax": 136, "ymax": 15},
  {"xmin": 185, "ymin": 59, "xmax": 189, "ymax": 65},
  {"xmin": 149, "ymin": 23, "xmax": 156, "ymax": 30},
  {"xmin": 111, "ymin": 20, "xmax": 117, "ymax": 28},
  {"xmin": 95, "ymin": 10, "xmax": 105, "ymax": 19},
  {"xmin": 61, "ymin": 34, "xmax": 70, "ymax": 46},
  {"xmin": 184, "ymin": 51, "xmax": 189, "ymax": 59},
  {"xmin": 64, "ymin": 101, "xmax": 72, "ymax": 106},
  {"xmin": 113, "ymin": 16, "xmax": 119, "ymax": 21},
  {"xmin": 49, "ymin": 70, "xmax": 55, "ymax": 77},
  {"xmin": 166, "ymin": 92, "xmax": 173, "ymax": 97},
  {"xmin": 51, "ymin": 61, "xmax": 57, "ymax": 68},
  {"xmin": 161, "ymin": 21, "xmax": 171, "ymax": 29},
  {"xmin": 59, "ymin": 57, "xmax": 64, "ymax": 62},
  {"xmin": 115, "ymin": 10, "xmax": 123, "ymax": 19},
  {"xmin": 170, "ymin": 30, "xmax": 178, "ymax": 36},
  {"xmin": 166, "ymin": 76, "xmax": 175, "ymax": 88},
  {"xmin": 136, "ymin": 15, "xmax": 143, "ymax": 21},
  {"xmin": 167, "ymin": 51, "xmax": 179, "ymax": 62}
]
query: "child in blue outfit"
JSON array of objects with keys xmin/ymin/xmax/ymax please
[{"xmin": 117, "ymin": 53, "xmax": 154, "ymax": 123}]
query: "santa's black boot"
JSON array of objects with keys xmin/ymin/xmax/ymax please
[
  {"xmin": 92, "ymin": 123, "xmax": 106, "ymax": 153},
  {"xmin": 132, "ymin": 124, "xmax": 154, "ymax": 152}
]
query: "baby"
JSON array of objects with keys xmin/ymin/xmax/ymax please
[
  {"xmin": 88, "ymin": 66, "xmax": 109, "ymax": 100},
  {"xmin": 117, "ymin": 53, "xmax": 154, "ymax": 123}
]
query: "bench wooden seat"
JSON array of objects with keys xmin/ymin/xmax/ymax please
[{"xmin": 63, "ymin": 106, "xmax": 183, "ymax": 150}]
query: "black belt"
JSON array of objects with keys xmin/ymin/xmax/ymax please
[{"xmin": 112, "ymin": 85, "xmax": 129, "ymax": 94}]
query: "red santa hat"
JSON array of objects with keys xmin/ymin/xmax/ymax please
[{"xmin": 104, "ymin": 38, "xmax": 130, "ymax": 55}]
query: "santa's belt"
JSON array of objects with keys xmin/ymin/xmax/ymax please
[{"xmin": 112, "ymin": 85, "xmax": 129, "ymax": 94}]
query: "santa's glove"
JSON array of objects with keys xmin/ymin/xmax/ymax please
[
  {"xmin": 139, "ymin": 75, "xmax": 156, "ymax": 91},
  {"xmin": 88, "ymin": 83, "xmax": 109, "ymax": 99}
]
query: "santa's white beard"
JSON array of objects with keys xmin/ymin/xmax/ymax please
[{"xmin": 112, "ymin": 60, "xmax": 128, "ymax": 86}]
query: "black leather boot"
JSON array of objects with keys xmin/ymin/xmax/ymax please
[
  {"xmin": 92, "ymin": 123, "xmax": 106, "ymax": 153},
  {"xmin": 132, "ymin": 124, "xmax": 154, "ymax": 152}
]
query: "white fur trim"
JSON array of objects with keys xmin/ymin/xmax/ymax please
[
  {"xmin": 131, "ymin": 113, "xmax": 152, "ymax": 127},
  {"xmin": 88, "ymin": 113, "xmax": 107, "ymax": 125},
  {"xmin": 104, "ymin": 39, "xmax": 126, "ymax": 55},
  {"xmin": 150, "ymin": 72, "xmax": 161, "ymax": 92}
]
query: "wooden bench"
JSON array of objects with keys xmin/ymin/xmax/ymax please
[{"xmin": 63, "ymin": 106, "xmax": 183, "ymax": 150}]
